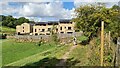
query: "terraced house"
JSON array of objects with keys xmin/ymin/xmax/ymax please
[{"xmin": 16, "ymin": 19, "xmax": 75, "ymax": 35}]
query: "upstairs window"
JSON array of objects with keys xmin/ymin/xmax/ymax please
[
  {"xmin": 56, "ymin": 28, "xmax": 58, "ymax": 32},
  {"xmin": 35, "ymin": 29, "xmax": 37, "ymax": 32},
  {"xmin": 42, "ymin": 29, "xmax": 45, "ymax": 32},
  {"xmin": 23, "ymin": 27, "xmax": 24, "ymax": 29},
  {"xmin": 68, "ymin": 27, "xmax": 71, "ymax": 30},
  {"xmin": 65, "ymin": 27, "xmax": 66, "ymax": 29},
  {"xmin": 60, "ymin": 27, "xmax": 62, "ymax": 30},
  {"xmin": 48, "ymin": 28, "xmax": 51, "ymax": 31}
]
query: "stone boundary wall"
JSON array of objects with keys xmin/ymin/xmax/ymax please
[
  {"xmin": 15, "ymin": 32, "xmax": 83, "ymax": 40},
  {"xmin": 6, "ymin": 36, "xmax": 15, "ymax": 39}
]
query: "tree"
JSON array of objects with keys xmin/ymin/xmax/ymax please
[
  {"xmin": 1, "ymin": 15, "xmax": 33, "ymax": 28},
  {"xmin": 109, "ymin": 5, "xmax": 120, "ymax": 43},
  {"xmin": 17, "ymin": 17, "xmax": 29, "ymax": 25},
  {"xmin": 72, "ymin": 4, "xmax": 120, "ymax": 42},
  {"xmin": 51, "ymin": 25, "xmax": 59, "ymax": 44}
]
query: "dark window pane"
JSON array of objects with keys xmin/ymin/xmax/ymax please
[
  {"xmin": 68, "ymin": 27, "xmax": 71, "ymax": 30},
  {"xmin": 61, "ymin": 32, "xmax": 64, "ymax": 33},
  {"xmin": 42, "ymin": 29, "xmax": 45, "ymax": 32},
  {"xmin": 35, "ymin": 29, "xmax": 37, "ymax": 32},
  {"xmin": 60, "ymin": 27, "xmax": 62, "ymax": 30},
  {"xmin": 48, "ymin": 28, "xmax": 51, "ymax": 31}
]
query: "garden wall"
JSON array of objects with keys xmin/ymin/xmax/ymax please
[{"xmin": 14, "ymin": 32, "xmax": 83, "ymax": 42}]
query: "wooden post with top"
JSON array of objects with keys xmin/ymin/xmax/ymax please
[
  {"xmin": 109, "ymin": 31, "xmax": 111, "ymax": 48},
  {"xmin": 101, "ymin": 21, "xmax": 104, "ymax": 66}
]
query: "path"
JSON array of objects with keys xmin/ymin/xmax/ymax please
[{"xmin": 56, "ymin": 45, "xmax": 78, "ymax": 66}]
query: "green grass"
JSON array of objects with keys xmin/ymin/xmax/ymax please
[
  {"xmin": 20, "ymin": 45, "xmax": 72, "ymax": 66},
  {"xmin": 2, "ymin": 39, "xmax": 72, "ymax": 66},
  {"xmin": 2, "ymin": 39, "xmax": 56, "ymax": 65},
  {"xmin": 0, "ymin": 26, "xmax": 15, "ymax": 34},
  {"xmin": 68, "ymin": 45, "xmax": 89, "ymax": 66}
]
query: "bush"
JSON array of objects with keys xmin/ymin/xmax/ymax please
[
  {"xmin": 0, "ymin": 33, "xmax": 7, "ymax": 39},
  {"xmin": 77, "ymin": 35, "xmax": 89, "ymax": 45},
  {"xmin": 51, "ymin": 33, "xmax": 59, "ymax": 44}
]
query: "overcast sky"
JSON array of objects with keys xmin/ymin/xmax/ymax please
[{"xmin": 0, "ymin": 0, "xmax": 120, "ymax": 22}]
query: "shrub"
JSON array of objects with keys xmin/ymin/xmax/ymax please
[
  {"xmin": 0, "ymin": 33, "xmax": 7, "ymax": 39},
  {"xmin": 77, "ymin": 35, "xmax": 89, "ymax": 45}
]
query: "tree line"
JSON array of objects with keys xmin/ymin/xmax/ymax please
[
  {"xmin": 72, "ymin": 4, "xmax": 120, "ymax": 43},
  {"xmin": 0, "ymin": 15, "xmax": 35, "ymax": 28}
]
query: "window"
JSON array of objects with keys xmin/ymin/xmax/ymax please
[
  {"xmin": 46, "ymin": 33, "xmax": 50, "ymax": 35},
  {"xmin": 18, "ymin": 32, "xmax": 20, "ymax": 35},
  {"xmin": 67, "ymin": 32, "xmax": 73, "ymax": 34},
  {"xmin": 23, "ymin": 30, "xmax": 24, "ymax": 32},
  {"xmin": 35, "ymin": 29, "xmax": 37, "ymax": 32},
  {"xmin": 23, "ymin": 27, "xmax": 24, "ymax": 29},
  {"xmin": 42, "ymin": 29, "xmax": 45, "ymax": 32},
  {"xmin": 65, "ymin": 27, "xmax": 66, "ymax": 29},
  {"xmin": 61, "ymin": 32, "xmax": 64, "ymax": 33},
  {"xmin": 68, "ymin": 27, "xmax": 71, "ymax": 30},
  {"xmin": 75, "ymin": 30, "xmax": 79, "ymax": 32},
  {"xmin": 70, "ymin": 22, "xmax": 72, "ymax": 24},
  {"xmin": 35, "ymin": 33, "xmax": 38, "ymax": 35},
  {"xmin": 60, "ymin": 27, "xmax": 62, "ymax": 30},
  {"xmin": 56, "ymin": 28, "xmax": 58, "ymax": 32},
  {"xmin": 48, "ymin": 28, "xmax": 51, "ymax": 31},
  {"xmin": 39, "ymin": 34, "xmax": 43, "ymax": 35}
]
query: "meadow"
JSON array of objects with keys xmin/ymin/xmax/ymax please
[
  {"xmin": 2, "ymin": 39, "xmax": 71, "ymax": 66},
  {"xmin": 0, "ymin": 26, "xmax": 15, "ymax": 34},
  {"xmin": 1, "ymin": 33, "xmax": 116, "ymax": 66}
]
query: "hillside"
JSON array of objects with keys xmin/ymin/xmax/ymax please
[
  {"xmin": 2, "ymin": 36, "xmax": 116, "ymax": 67},
  {"xmin": 0, "ymin": 26, "xmax": 16, "ymax": 34}
]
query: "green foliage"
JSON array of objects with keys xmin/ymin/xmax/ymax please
[
  {"xmin": 72, "ymin": 4, "xmax": 120, "ymax": 43},
  {"xmin": 0, "ymin": 15, "xmax": 35, "ymax": 28},
  {"xmin": 0, "ymin": 26, "xmax": 15, "ymax": 34},
  {"xmin": 68, "ymin": 45, "xmax": 89, "ymax": 66},
  {"xmin": 77, "ymin": 35, "xmax": 89, "ymax": 41},
  {"xmin": 87, "ymin": 37, "xmax": 115, "ymax": 66},
  {"xmin": 0, "ymin": 33, "xmax": 7, "ymax": 39},
  {"xmin": 77, "ymin": 35, "xmax": 89, "ymax": 45},
  {"xmin": 51, "ymin": 25, "xmax": 59, "ymax": 44}
]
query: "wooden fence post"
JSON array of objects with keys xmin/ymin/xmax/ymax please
[
  {"xmin": 101, "ymin": 21, "xmax": 104, "ymax": 66},
  {"xmin": 109, "ymin": 31, "xmax": 111, "ymax": 48}
]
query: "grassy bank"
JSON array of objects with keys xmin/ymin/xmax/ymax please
[
  {"xmin": 2, "ymin": 39, "xmax": 72, "ymax": 66},
  {"xmin": 2, "ymin": 39, "xmax": 56, "ymax": 65},
  {"xmin": 0, "ymin": 26, "xmax": 15, "ymax": 34}
]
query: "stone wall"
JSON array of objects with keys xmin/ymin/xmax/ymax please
[{"xmin": 15, "ymin": 32, "xmax": 83, "ymax": 42}]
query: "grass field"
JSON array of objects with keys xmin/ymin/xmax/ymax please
[
  {"xmin": 2, "ymin": 37, "xmax": 116, "ymax": 66},
  {"xmin": 0, "ymin": 26, "xmax": 15, "ymax": 34},
  {"xmin": 2, "ymin": 39, "xmax": 57, "ymax": 65},
  {"xmin": 2, "ymin": 39, "xmax": 71, "ymax": 66}
]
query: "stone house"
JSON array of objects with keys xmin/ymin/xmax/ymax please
[{"xmin": 16, "ymin": 19, "xmax": 75, "ymax": 35}]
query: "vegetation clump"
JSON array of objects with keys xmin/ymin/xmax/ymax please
[{"xmin": 72, "ymin": 4, "xmax": 120, "ymax": 44}]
